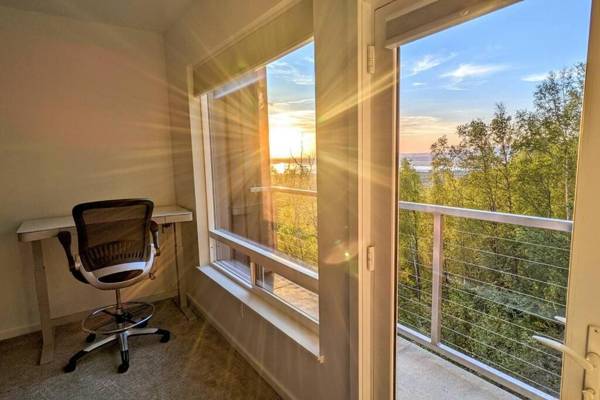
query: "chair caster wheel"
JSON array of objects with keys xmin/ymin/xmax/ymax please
[
  {"xmin": 63, "ymin": 350, "xmax": 86, "ymax": 374},
  {"xmin": 85, "ymin": 333, "xmax": 96, "ymax": 343},
  {"xmin": 64, "ymin": 361, "xmax": 77, "ymax": 373},
  {"xmin": 158, "ymin": 329, "xmax": 170, "ymax": 343},
  {"xmin": 118, "ymin": 362, "xmax": 129, "ymax": 373},
  {"xmin": 118, "ymin": 350, "xmax": 129, "ymax": 373}
]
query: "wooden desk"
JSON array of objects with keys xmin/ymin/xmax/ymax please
[{"xmin": 17, "ymin": 205, "xmax": 195, "ymax": 365}]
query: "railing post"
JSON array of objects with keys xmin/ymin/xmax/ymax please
[
  {"xmin": 250, "ymin": 261, "xmax": 257, "ymax": 287},
  {"xmin": 431, "ymin": 213, "xmax": 443, "ymax": 345}
]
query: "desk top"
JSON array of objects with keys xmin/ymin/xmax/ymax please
[{"xmin": 17, "ymin": 205, "xmax": 193, "ymax": 242}]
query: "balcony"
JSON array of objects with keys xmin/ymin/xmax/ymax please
[
  {"xmin": 397, "ymin": 201, "xmax": 571, "ymax": 400},
  {"xmin": 251, "ymin": 186, "xmax": 570, "ymax": 399}
]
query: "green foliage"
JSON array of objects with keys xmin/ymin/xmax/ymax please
[
  {"xmin": 397, "ymin": 64, "xmax": 584, "ymax": 396},
  {"xmin": 267, "ymin": 61, "xmax": 583, "ymax": 397},
  {"xmin": 270, "ymin": 153, "xmax": 318, "ymax": 270}
]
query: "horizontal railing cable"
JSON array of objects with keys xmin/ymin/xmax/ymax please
[
  {"xmin": 442, "ymin": 297, "xmax": 562, "ymax": 342},
  {"xmin": 398, "ymin": 275, "xmax": 564, "ymax": 344},
  {"xmin": 453, "ymin": 229, "xmax": 570, "ymax": 252},
  {"xmin": 445, "ymin": 271, "xmax": 565, "ymax": 309},
  {"xmin": 440, "ymin": 323, "xmax": 561, "ymax": 378},
  {"xmin": 444, "ymin": 242, "xmax": 569, "ymax": 271},
  {"xmin": 441, "ymin": 311, "xmax": 562, "ymax": 361},
  {"xmin": 442, "ymin": 282, "xmax": 560, "ymax": 324},
  {"xmin": 444, "ymin": 257, "xmax": 567, "ymax": 289}
]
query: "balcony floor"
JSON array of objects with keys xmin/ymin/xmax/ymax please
[{"xmin": 396, "ymin": 336, "xmax": 519, "ymax": 400}]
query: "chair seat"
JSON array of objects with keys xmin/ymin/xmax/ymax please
[{"xmin": 98, "ymin": 270, "xmax": 143, "ymax": 283}]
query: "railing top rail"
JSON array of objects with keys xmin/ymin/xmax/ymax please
[
  {"xmin": 399, "ymin": 201, "xmax": 573, "ymax": 233},
  {"xmin": 250, "ymin": 185, "xmax": 317, "ymax": 197},
  {"xmin": 251, "ymin": 186, "xmax": 572, "ymax": 232}
]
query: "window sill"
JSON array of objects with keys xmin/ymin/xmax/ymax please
[{"xmin": 197, "ymin": 264, "xmax": 322, "ymax": 361}]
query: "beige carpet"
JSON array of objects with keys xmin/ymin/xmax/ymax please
[{"xmin": 0, "ymin": 300, "xmax": 281, "ymax": 400}]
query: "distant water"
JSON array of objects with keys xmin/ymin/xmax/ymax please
[
  {"xmin": 400, "ymin": 152, "xmax": 465, "ymax": 186},
  {"xmin": 400, "ymin": 153, "xmax": 433, "ymax": 168}
]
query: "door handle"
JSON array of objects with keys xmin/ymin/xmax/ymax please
[
  {"xmin": 555, "ymin": 315, "xmax": 566, "ymax": 325},
  {"xmin": 533, "ymin": 326, "xmax": 600, "ymax": 400},
  {"xmin": 532, "ymin": 335, "xmax": 598, "ymax": 371}
]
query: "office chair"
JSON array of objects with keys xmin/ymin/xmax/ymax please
[{"xmin": 58, "ymin": 199, "xmax": 170, "ymax": 374}]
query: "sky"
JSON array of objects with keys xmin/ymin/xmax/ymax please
[
  {"xmin": 262, "ymin": 1, "xmax": 593, "ymax": 159},
  {"xmin": 399, "ymin": 0, "xmax": 592, "ymax": 154},
  {"xmin": 265, "ymin": 42, "xmax": 316, "ymax": 160}
]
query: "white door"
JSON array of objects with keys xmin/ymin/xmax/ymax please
[{"xmin": 368, "ymin": 0, "xmax": 600, "ymax": 399}]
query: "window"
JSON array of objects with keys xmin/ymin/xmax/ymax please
[{"xmin": 202, "ymin": 42, "xmax": 318, "ymax": 325}]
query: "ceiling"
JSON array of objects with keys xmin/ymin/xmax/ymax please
[{"xmin": 0, "ymin": 0, "xmax": 195, "ymax": 32}]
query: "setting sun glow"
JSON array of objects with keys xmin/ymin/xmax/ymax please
[{"xmin": 265, "ymin": 42, "xmax": 316, "ymax": 162}]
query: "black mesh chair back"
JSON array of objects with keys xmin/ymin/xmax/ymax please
[
  {"xmin": 60, "ymin": 199, "xmax": 169, "ymax": 375},
  {"xmin": 73, "ymin": 199, "xmax": 154, "ymax": 272}
]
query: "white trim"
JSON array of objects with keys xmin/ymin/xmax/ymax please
[
  {"xmin": 211, "ymin": 260, "xmax": 319, "ymax": 333},
  {"xmin": 198, "ymin": 93, "xmax": 218, "ymax": 263},
  {"xmin": 209, "ymin": 229, "xmax": 318, "ymax": 293},
  {"xmin": 357, "ymin": 1, "xmax": 375, "ymax": 399},
  {"xmin": 196, "ymin": 265, "xmax": 321, "ymax": 357}
]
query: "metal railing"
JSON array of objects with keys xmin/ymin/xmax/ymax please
[
  {"xmin": 250, "ymin": 185, "xmax": 317, "ymax": 197},
  {"xmin": 250, "ymin": 187, "xmax": 571, "ymax": 398},
  {"xmin": 397, "ymin": 201, "xmax": 572, "ymax": 400},
  {"xmin": 250, "ymin": 185, "xmax": 318, "ymax": 268}
]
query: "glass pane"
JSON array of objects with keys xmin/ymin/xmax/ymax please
[
  {"xmin": 257, "ymin": 267, "xmax": 319, "ymax": 321},
  {"xmin": 396, "ymin": 0, "xmax": 591, "ymax": 397},
  {"xmin": 207, "ymin": 42, "xmax": 317, "ymax": 271},
  {"xmin": 214, "ymin": 242, "xmax": 251, "ymax": 282}
]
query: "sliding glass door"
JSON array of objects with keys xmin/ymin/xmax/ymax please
[{"xmin": 369, "ymin": 0, "xmax": 599, "ymax": 398}]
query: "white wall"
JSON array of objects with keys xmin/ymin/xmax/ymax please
[{"xmin": 0, "ymin": 6, "xmax": 177, "ymax": 339}]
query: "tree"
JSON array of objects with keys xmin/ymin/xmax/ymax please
[{"xmin": 396, "ymin": 63, "xmax": 585, "ymax": 396}]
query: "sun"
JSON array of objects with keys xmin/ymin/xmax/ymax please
[{"xmin": 268, "ymin": 111, "xmax": 316, "ymax": 159}]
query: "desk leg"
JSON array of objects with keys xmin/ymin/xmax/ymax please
[
  {"xmin": 31, "ymin": 241, "xmax": 55, "ymax": 364},
  {"xmin": 174, "ymin": 223, "xmax": 195, "ymax": 320}
]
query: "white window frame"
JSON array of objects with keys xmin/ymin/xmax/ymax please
[{"xmin": 195, "ymin": 60, "xmax": 320, "ymax": 333}]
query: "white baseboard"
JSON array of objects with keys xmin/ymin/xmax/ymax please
[
  {"xmin": 186, "ymin": 293, "xmax": 298, "ymax": 400},
  {"xmin": 0, "ymin": 324, "xmax": 39, "ymax": 342},
  {"xmin": 0, "ymin": 290, "xmax": 177, "ymax": 342}
]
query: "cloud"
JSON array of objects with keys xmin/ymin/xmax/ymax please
[
  {"xmin": 441, "ymin": 63, "xmax": 507, "ymax": 82},
  {"xmin": 267, "ymin": 60, "xmax": 314, "ymax": 86},
  {"xmin": 522, "ymin": 72, "xmax": 548, "ymax": 82},
  {"xmin": 281, "ymin": 98, "xmax": 315, "ymax": 105},
  {"xmin": 412, "ymin": 82, "xmax": 426, "ymax": 87},
  {"xmin": 399, "ymin": 115, "xmax": 458, "ymax": 137},
  {"xmin": 408, "ymin": 53, "xmax": 456, "ymax": 76},
  {"xmin": 398, "ymin": 116, "xmax": 463, "ymax": 153}
]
